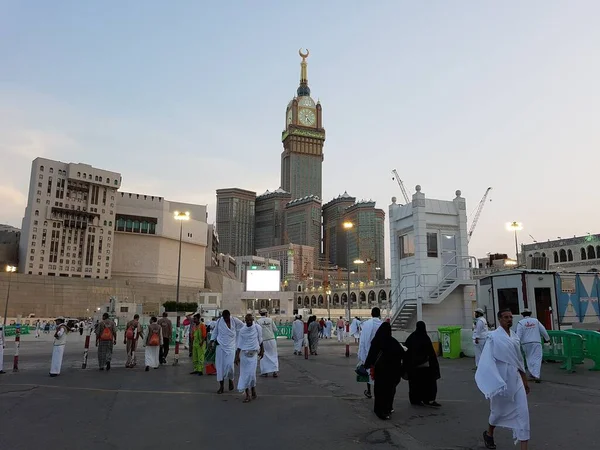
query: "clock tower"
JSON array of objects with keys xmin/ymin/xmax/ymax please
[{"xmin": 281, "ymin": 49, "xmax": 325, "ymax": 201}]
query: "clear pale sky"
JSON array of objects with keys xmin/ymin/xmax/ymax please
[{"xmin": 1, "ymin": 1, "xmax": 599, "ymax": 275}]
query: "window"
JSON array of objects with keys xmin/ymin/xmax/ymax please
[
  {"xmin": 107, "ymin": 178, "xmax": 110, "ymax": 184},
  {"xmin": 426, "ymin": 232, "xmax": 438, "ymax": 257},
  {"xmin": 559, "ymin": 249, "xmax": 567, "ymax": 262},
  {"xmin": 567, "ymin": 249, "xmax": 573, "ymax": 261},
  {"xmin": 497, "ymin": 288, "xmax": 519, "ymax": 315},
  {"xmin": 399, "ymin": 234, "xmax": 414, "ymax": 259},
  {"xmin": 587, "ymin": 245, "xmax": 596, "ymax": 260},
  {"xmin": 77, "ymin": 172, "xmax": 81, "ymax": 177},
  {"xmin": 39, "ymin": 174, "xmax": 43, "ymax": 179},
  {"xmin": 49, "ymin": 168, "xmax": 54, "ymax": 173},
  {"xmin": 581, "ymin": 248, "xmax": 587, "ymax": 260},
  {"xmin": 120, "ymin": 306, "xmax": 129, "ymax": 313},
  {"xmin": 40, "ymin": 165, "xmax": 44, "ymax": 172}
]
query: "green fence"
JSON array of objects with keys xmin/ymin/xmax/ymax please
[
  {"xmin": 543, "ymin": 330, "xmax": 585, "ymax": 372},
  {"xmin": 3, "ymin": 325, "xmax": 30, "ymax": 337},
  {"xmin": 566, "ymin": 329, "xmax": 600, "ymax": 371},
  {"xmin": 275, "ymin": 325, "xmax": 292, "ymax": 340}
]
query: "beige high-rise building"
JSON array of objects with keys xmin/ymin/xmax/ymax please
[
  {"xmin": 284, "ymin": 195, "xmax": 322, "ymax": 260},
  {"xmin": 255, "ymin": 188, "xmax": 292, "ymax": 250},
  {"xmin": 112, "ymin": 192, "xmax": 208, "ymax": 287},
  {"xmin": 18, "ymin": 158, "xmax": 122, "ymax": 278}
]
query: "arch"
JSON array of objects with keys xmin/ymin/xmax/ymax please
[
  {"xmin": 368, "ymin": 290, "xmax": 376, "ymax": 303},
  {"xmin": 333, "ymin": 293, "xmax": 340, "ymax": 304},
  {"xmin": 581, "ymin": 248, "xmax": 587, "ymax": 260},
  {"xmin": 378, "ymin": 290, "xmax": 387, "ymax": 302},
  {"xmin": 542, "ymin": 252, "xmax": 546, "ymax": 258},
  {"xmin": 350, "ymin": 292, "xmax": 357, "ymax": 303},
  {"xmin": 359, "ymin": 291, "xmax": 366, "ymax": 303},
  {"xmin": 297, "ymin": 296, "xmax": 302, "ymax": 305},
  {"xmin": 588, "ymin": 245, "xmax": 596, "ymax": 260},
  {"xmin": 318, "ymin": 294, "xmax": 324, "ymax": 305},
  {"xmin": 567, "ymin": 249, "xmax": 573, "ymax": 261},
  {"xmin": 341, "ymin": 293, "xmax": 348, "ymax": 304},
  {"xmin": 597, "ymin": 246, "xmax": 600, "ymax": 259},
  {"xmin": 34, "ymin": 210, "xmax": 39, "ymax": 216},
  {"xmin": 559, "ymin": 249, "xmax": 567, "ymax": 262},
  {"xmin": 311, "ymin": 295, "xmax": 317, "ymax": 306},
  {"xmin": 303, "ymin": 296, "xmax": 310, "ymax": 307},
  {"xmin": 553, "ymin": 251, "xmax": 559, "ymax": 263}
]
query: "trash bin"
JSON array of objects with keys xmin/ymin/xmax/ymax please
[{"xmin": 438, "ymin": 326, "xmax": 462, "ymax": 359}]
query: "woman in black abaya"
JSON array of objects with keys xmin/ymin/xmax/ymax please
[
  {"xmin": 404, "ymin": 321, "xmax": 441, "ymax": 407},
  {"xmin": 364, "ymin": 322, "xmax": 405, "ymax": 420}
]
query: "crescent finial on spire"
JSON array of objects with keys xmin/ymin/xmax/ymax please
[{"xmin": 299, "ymin": 48, "xmax": 310, "ymax": 60}]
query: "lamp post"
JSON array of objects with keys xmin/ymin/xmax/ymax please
[
  {"xmin": 173, "ymin": 210, "xmax": 190, "ymax": 366},
  {"xmin": 3, "ymin": 265, "xmax": 17, "ymax": 328},
  {"xmin": 506, "ymin": 222, "xmax": 523, "ymax": 265},
  {"xmin": 343, "ymin": 221, "xmax": 354, "ymax": 357}
]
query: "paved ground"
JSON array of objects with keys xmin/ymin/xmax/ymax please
[{"xmin": 1, "ymin": 333, "xmax": 598, "ymax": 449}]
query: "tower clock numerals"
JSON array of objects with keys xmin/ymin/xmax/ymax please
[{"xmin": 298, "ymin": 108, "xmax": 316, "ymax": 126}]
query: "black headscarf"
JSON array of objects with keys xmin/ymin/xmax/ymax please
[
  {"xmin": 405, "ymin": 321, "xmax": 440, "ymax": 378},
  {"xmin": 364, "ymin": 323, "xmax": 405, "ymax": 382}
]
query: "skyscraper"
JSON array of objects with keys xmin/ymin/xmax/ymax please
[
  {"xmin": 215, "ymin": 188, "xmax": 256, "ymax": 256},
  {"xmin": 280, "ymin": 49, "xmax": 325, "ymax": 201},
  {"xmin": 322, "ymin": 191, "xmax": 356, "ymax": 266},
  {"xmin": 254, "ymin": 188, "xmax": 292, "ymax": 251}
]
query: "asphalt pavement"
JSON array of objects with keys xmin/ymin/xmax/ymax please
[{"xmin": 1, "ymin": 333, "xmax": 598, "ymax": 450}]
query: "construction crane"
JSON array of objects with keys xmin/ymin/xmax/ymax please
[
  {"xmin": 391, "ymin": 169, "xmax": 410, "ymax": 204},
  {"xmin": 467, "ymin": 187, "xmax": 492, "ymax": 242}
]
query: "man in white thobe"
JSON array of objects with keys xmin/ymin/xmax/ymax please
[
  {"xmin": 516, "ymin": 308, "xmax": 550, "ymax": 382},
  {"xmin": 473, "ymin": 308, "xmax": 489, "ymax": 368},
  {"xmin": 476, "ymin": 309, "xmax": 531, "ymax": 450},
  {"xmin": 292, "ymin": 315, "xmax": 304, "ymax": 355},
  {"xmin": 257, "ymin": 309, "xmax": 279, "ymax": 377},
  {"xmin": 210, "ymin": 310, "xmax": 244, "ymax": 394},
  {"xmin": 0, "ymin": 324, "xmax": 6, "ymax": 374},
  {"xmin": 50, "ymin": 317, "xmax": 69, "ymax": 377},
  {"xmin": 350, "ymin": 317, "xmax": 361, "ymax": 342},
  {"xmin": 358, "ymin": 307, "xmax": 383, "ymax": 399},
  {"xmin": 235, "ymin": 314, "xmax": 264, "ymax": 403},
  {"xmin": 325, "ymin": 318, "xmax": 333, "ymax": 339}
]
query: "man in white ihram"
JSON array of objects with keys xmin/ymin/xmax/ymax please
[
  {"xmin": 358, "ymin": 307, "xmax": 383, "ymax": 399},
  {"xmin": 257, "ymin": 309, "xmax": 279, "ymax": 377},
  {"xmin": 473, "ymin": 308, "xmax": 489, "ymax": 368},
  {"xmin": 476, "ymin": 309, "xmax": 531, "ymax": 450},
  {"xmin": 516, "ymin": 308, "xmax": 550, "ymax": 383},
  {"xmin": 210, "ymin": 310, "xmax": 244, "ymax": 394},
  {"xmin": 292, "ymin": 315, "xmax": 304, "ymax": 355},
  {"xmin": 235, "ymin": 313, "xmax": 264, "ymax": 403}
]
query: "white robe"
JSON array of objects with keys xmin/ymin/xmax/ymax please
[
  {"xmin": 357, "ymin": 318, "xmax": 382, "ymax": 363},
  {"xmin": 50, "ymin": 326, "xmax": 68, "ymax": 375},
  {"xmin": 325, "ymin": 320, "xmax": 333, "ymax": 338},
  {"xmin": 292, "ymin": 320, "xmax": 304, "ymax": 352},
  {"xmin": 521, "ymin": 342, "xmax": 543, "ymax": 379},
  {"xmin": 350, "ymin": 319, "xmax": 361, "ymax": 339},
  {"xmin": 211, "ymin": 316, "xmax": 244, "ymax": 381},
  {"xmin": 145, "ymin": 346, "xmax": 160, "ymax": 368},
  {"xmin": 517, "ymin": 317, "xmax": 549, "ymax": 379},
  {"xmin": 237, "ymin": 323, "xmax": 263, "ymax": 391},
  {"xmin": 475, "ymin": 328, "xmax": 530, "ymax": 442},
  {"xmin": 473, "ymin": 317, "xmax": 489, "ymax": 367}
]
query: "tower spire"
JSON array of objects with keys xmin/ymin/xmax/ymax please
[{"xmin": 297, "ymin": 48, "xmax": 311, "ymax": 97}]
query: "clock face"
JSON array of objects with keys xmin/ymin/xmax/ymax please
[
  {"xmin": 299, "ymin": 97, "xmax": 315, "ymax": 107},
  {"xmin": 298, "ymin": 108, "xmax": 316, "ymax": 126}
]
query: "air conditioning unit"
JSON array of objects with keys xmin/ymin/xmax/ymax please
[{"xmin": 527, "ymin": 256, "xmax": 549, "ymax": 270}]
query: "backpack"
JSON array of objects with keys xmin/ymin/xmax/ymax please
[
  {"xmin": 100, "ymin": 325, "xmax": 113, "ymax": 341},
  {"xmin": 125, "ymin": 325, "xmax": 135, "ymax": 340},
  {"xmin": 148, "ymin": 329, "xmax": 160, "ymax": 346}
]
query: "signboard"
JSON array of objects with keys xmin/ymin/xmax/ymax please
[{"xmin": 246, "ymin": 268, "xmax": 281, "ymax": 292}]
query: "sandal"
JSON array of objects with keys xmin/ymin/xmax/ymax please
[
  {"xmin": 364, "ymin": 390, "xmax": 372, "ymax": 399},
  {"xmin": 483, "ymin": 431, "xmax": 496, "ymax": 449}
]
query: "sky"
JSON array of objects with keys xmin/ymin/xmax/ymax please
[{"xmin": 1, "ymin": 1, "xmax": 599, "ymax": 276}]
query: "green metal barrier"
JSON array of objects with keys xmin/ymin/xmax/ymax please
[
  {"xmin": 275, "ymin": 325, "xmax": 292, "ymax": 340},
  {"xmin": 3, "ymin": 325, "xmax": 30, "ymax": 336},
  {"xmin": 566, "ymin": 329, "xmax": 600, "ymax": 371},
  {"xmin": 543, "ymin": 330, "xmax": 585, "ymax": 372}
]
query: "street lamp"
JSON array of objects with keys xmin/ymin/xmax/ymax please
[
  {"xmin": 506, "ymin": 222, "xmax": 523, "ymax": 265},
  {"xmin": 173, "ymin": 210, "xmax": 190, "ymax": 366},
  {"xmin": 343, "ymin": 221, "xmax": 354, "ymax": 357},
  {"xmin": 3, "ymin": 265, "xmax": 17, "ymax": 328}
]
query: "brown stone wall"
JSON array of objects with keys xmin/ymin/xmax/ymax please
[{"xmin": 0, "ymin": 273, "xmax": 203, "ymax": 318}]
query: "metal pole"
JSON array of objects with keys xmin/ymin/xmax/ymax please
[
  {"xmin": 346, "ymin": 235, "xmax": 350, "ymax": 358},
  {"xmin": 82, "ymin": 325, "xmax": 92, "ymax": 369},
  {"xmin": 514, "ymin": 229, "xmax": 519, "ymax": 265},
  {"xmin": 173, "ymin": 219, "xmax": 183, "ymax": 366},
  {"xmin": 13, "ymin": 315, "xmax": 20, "ymax": 372},
  {"xmin": 3, "ymin": 272, "xmax": 11, "ymax": 328}
]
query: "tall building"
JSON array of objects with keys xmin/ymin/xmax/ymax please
[
  {"xmin": 322, "ymin": 191, "xmax": 356, "ymax": 266},
  {"xmin": 284, "ymin": 195, "xmax": 322, "ymax": 258},
  {"xmin": 18, "ymin": 158, "xmax": 122, "ymax": 278},
  {"xmin": 340, "ymin": 201, "xmax": 386, "ymax": 279},
  {"xmin": 280, "ymin": 50, "xmax": 325, "ymax": 201},
  {"xmin": 111, "ymin": 192, "xmax": 208, "ymax": 287},
  {"xmin": 256, "ymin": 243, "xmax": 316, "ymax": 284},
  {"xmin": 254, "ymin": 188, "xmax": 291, "ymax": 251},
  {"xmin": 0, "ymin": 224, "xmax": 20, "ymax": 267},
  {"xmin": 215, "ymin": 188, "xmax": 256, "ymax": 256}
]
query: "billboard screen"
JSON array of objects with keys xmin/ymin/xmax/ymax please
[{"xmin": 246, "ymin": 268, "xmax": 280, "ymax": 292}]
